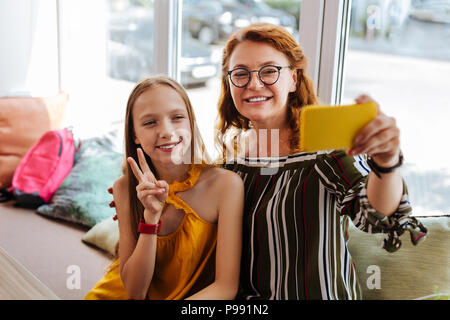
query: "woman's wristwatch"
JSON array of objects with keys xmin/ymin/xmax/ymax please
[{"xmin": 366, "ymin": 151, "xmax": 404, "ymax": 179}]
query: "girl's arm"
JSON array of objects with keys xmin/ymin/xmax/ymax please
[
  {"xmin": 186, "ymin": 171, "xmax": 244, "ymax": 300},
  {"xmin": 113, "ymin": 177, "xmax": 158, "ymax": 300},
  {"xmin": 114, "ymin": 149, "xmax": 168, "ymax": 300}
]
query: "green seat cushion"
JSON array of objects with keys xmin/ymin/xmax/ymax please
[{"xmin": 348, "ymin": 216, "xmax": 450, "ymax": 300}]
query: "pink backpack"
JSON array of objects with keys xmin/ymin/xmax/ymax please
[{"xmin": 9, "ymin": 128, "xmax": 80, "ymax": 208}]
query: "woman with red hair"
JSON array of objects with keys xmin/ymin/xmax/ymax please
[{"xmin": 216, "ymin": 23, "xmax": 426, "ymax": 300}]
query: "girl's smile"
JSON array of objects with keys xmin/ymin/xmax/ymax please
[{"xmin": 155, "ymin": 137, "xmax": 183, "ymax": 152}]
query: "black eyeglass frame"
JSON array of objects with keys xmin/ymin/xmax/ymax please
[{"xmin": 227, "ymin": 65, "xmax": 292, "ymax": 88}]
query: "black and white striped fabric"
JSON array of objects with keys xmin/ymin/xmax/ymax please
[{"xmin": 224, "ymin": 150, "xmax": 417, "ymax": 300}]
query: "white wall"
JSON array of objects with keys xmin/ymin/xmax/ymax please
[{"xmin": 0, "ymin": 0, "xmax": 59, "ymax": 97}]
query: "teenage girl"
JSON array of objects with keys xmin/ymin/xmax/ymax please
[{"xmin": 85, "ymin": 76, "xmax": 244, "ymax": 300}]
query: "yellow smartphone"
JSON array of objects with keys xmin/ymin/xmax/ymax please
[{"xmin": 299, "ymin": 101, "xmax": 378, "ymax": 152}]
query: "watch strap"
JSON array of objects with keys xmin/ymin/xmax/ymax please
[
  {"xmin": 367, "ymin": 151, "xmax": 404, "ymax": 178},
  {"xmin": 138, "ymin": 219, "xmax": 162, "ymax": 234}
]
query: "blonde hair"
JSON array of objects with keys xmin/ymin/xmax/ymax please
[
  {"xmin": 216, "ymin": 23, "xmax": 318, "ymax": 156},
  {"xmin": 123, "ymin": 75, "xmax": 210, "ymax": 241}
]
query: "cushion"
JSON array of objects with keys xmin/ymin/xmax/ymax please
[
  {"xmin": 347, "ymin": 216, "xmax": 450, "ymax": 300},
  {"xmin": 0, "ymin": 93, "xmax": 67, "ymax": 188},
  {"xmin": 82, "ymin": 217, "xmax": 119, "ymax": 256},
  {"xmin": 36, "ymin": 135, "xmax": 123, "ymax": 228}
]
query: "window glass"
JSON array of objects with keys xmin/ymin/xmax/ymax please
[
  {"xmin": 343, "ymin": 0, "xmax": 450, "ymax": 215},
  {"xmin": 108, "ymin": 0, "xmax": 154, "ymax": 84},
  {"xmin": 62, "ymin": 0, "xmax": 154, "ymax": 138},
  {"xmin": 181, "ymin": 0, "xmax": 301, "ymax": 157}
]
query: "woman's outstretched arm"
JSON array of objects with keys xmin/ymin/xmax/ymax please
[{"xmin": 349, "ymin": 94, "xmax": 403, "ymax": 216}]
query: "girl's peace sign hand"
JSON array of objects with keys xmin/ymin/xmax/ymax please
[{"xmin": 127, "ymin": 148, "xmax": 169, "ymax": 223}]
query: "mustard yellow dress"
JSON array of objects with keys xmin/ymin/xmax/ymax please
[{"xmin": 84, "ymin": 165, "xmax": 217, "ymax": 300}]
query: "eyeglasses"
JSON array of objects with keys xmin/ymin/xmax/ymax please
[{"xmin": 227, "ymin": 65, "xmax": 292, "ymax": 88}]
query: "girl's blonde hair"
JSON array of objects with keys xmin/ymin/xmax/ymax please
[
  {"xmin": 215, "ymin": 22, "xmax": 319, "ymax": 156},
  {"xmin": 123, "ymin": 75, "xmax": 210, "ymax": 241}
]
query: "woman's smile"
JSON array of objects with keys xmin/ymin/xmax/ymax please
[{"xmin": 243, "ymin": 95, "xmax": 273, "ymax": 105}]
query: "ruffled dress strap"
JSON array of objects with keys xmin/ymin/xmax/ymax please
[{"xmin": 165, "ymin": 164, "xmax": 202, "ymax": 216}]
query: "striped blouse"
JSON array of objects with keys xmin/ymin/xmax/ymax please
[{"xmin": 224, "ymin": 150, "xmax": 425, "ymax": 300}]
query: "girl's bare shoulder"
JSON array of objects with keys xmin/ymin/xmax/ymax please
[{"xmin": 198, "ymin": 166, "xmax": 243, "ymax": 190}]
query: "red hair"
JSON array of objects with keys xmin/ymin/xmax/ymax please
[{"xmin": 216, "ymin": 23, "xmax": 318, "ymax": 154}]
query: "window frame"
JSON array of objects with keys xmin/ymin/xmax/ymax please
[
  {"xmin": 299, "ymin": 0, "xmax": 351, "ymax": 105},
  {"xmin": 153, "ymin": 0, "xmax": 181, "ymax": 81}
]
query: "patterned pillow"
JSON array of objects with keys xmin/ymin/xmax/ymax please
[
  {"xmin": 82, "ymin": 217, "xmax": 119, "ymax": 256},
  {"xmin": 36, "ymin": 135, "xmax": 123, "ymax": 228}
]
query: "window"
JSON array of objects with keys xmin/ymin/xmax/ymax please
[
  {"xmin": 59, "ymin": 1, "xmax": 447, "ymax": 216},
  {"xmin": 341, "ymin": 0, "xmax": 450, "ymax": 216},
  {"xmin": 300, "ymin": 0, "xmax": 450, "ymax": 216},
  {"xmin": 59, "ymin": 0, "xmax": 155, "ymax": 138},
  {"xmin": 58, "ymin": 0, "xmax": 301, "ymax": 154},
  {"xmin": 108, "ymin": 0, "xmax": 155, "ymax": 84}
]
